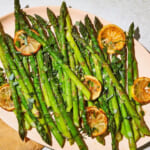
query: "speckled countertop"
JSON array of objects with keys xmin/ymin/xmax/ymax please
[{"xmin": 0, "ymin": 0, "xmax": 150, "ymax": 150}]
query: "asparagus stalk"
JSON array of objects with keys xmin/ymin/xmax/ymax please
[
  {"xmin": 35, "ymin": 14, "xmax": 56, "ymax": 44},
  {"xmin": 127, "ymin": 23, "xmax": 143, "ymax": 117},
  {"xmin": 0, "ymin": 67, "xmax": 7, "ymax": 86},
  {"xmin": 45, "ymin": 50, "xmax": 89, "ymax": 149},
  {"xmin": 65, "ymin": 15, "xmax": 94, "ymax": 108},
  {"xmin": 72, "ymin": 50, "xmax": 92, "ymax": 135},
  {"xmin": 14, "ymin": 0, "xmax": 20, "ymax": 32},
  {"xmin": 16, "ymin": 86, "xmax": 51, "ymax": 144},
  {"xmin": 73, "ymin": 25, "xmax": 92, "ymax": 72},
  {"xmin": 78, "ymin": 20, "xmax": 120, "ymax": 134},
  {"xmin": 27, "ymin": 15, "xmax": 47, "ymax": 41},
  {"xmin": 47, "ymin": 8, "xmax": 60, "ymax": 44},
  {"xmin": 58, "ymin": 2, "xmax": 72, "ymax": 112},
  {"xmin": 14, "ymin": 0, "xmax": 30, "ymax": 75},
  {"xmin": 22, "ymin": 26, "xmax": 91, "ymax": 100},
  {"xmin": 127, "ymin": 23, "xmax": 134, "ymax": 100},
  {"xmin": 0, "ymin": 27, "xmax": 38, "ymax": 117},
  {"xmin": 0, "ymin": 23, "xmax": 25, "ymax": 140},
  {"xmin": 26, "ymin": 14, "xmax": 72, "ymax": 140},
  {"xmin": 66, "ymin": 14, "xmax": 91, "ymax": 75},
  {"xmin": 22, "ymin": 57, "xmax": 30, "ymax": 76},
  {"xmin": 37, "ymin": 49, "xmax": 72, "ymax": 141},
  {"xmin": 77, "ymin": 20, "xmax": 118, "ymax": 147},
  {"xmin": 5, "ymin": 34, "xmax": 41, "ymax": 111},
  {"xmin": 35, "ymin": 14, "xmax": 67, "ymax": 103},
  {"xmin": 29, "ymin": 54, "xmax": 65, "ymax": 146},
  {"xmin": 94, "ymin": 16, "xmax": 103, "ymax": 35},
  {"xmin": 126, "ymin": 23, "xmax": 141, "ymax": 140},
  {"xmin": 83, "ymin": 15, "xmax": 150, "ymax": 136},
  {"xmin": 68, "ymin": 49, "xmax": 79, "ymax": 127}
]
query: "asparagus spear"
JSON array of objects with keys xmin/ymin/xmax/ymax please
[
  {"xmin": 35, "ymin": 14, "xmax": 66, "ymax": 103},
  {"xmin": 47, "ymin": 8, "xmax": 60, "ymax": 44},
  {"xmin": 127, "ymin": 23, "xmax": 143, "ymax": 117},
  {"xmin": 26, "ymin": 14, "xmax": 72, "ymax": 141},
  {"xmin": 22, "ymin": 26, "xmax": 91, "ymax": 100},
  {"xmin": 48, "ymin": 5, "xmax": 80, "ymax": 112},
  {"xmin": 73, "ymin": 24, "xmax": 92, "ymax": 72},
  {"xmin": 127, "ymin": 23, "xmax": 134, "ymax": 100},
  {"xmin": 75, "ymin": 20, "xmax": 118, "ymax": 147},
  {"xmin": 83, "ymin": 15, "xmax": 150, "ymax": 136},
  {"xmin": 46, "ymin": 49, "xmax": 89, "ymax": 149},
  {"xmin": 0, "ymin": 27, "xmax": 39, "ymax": 117},
  {"xmin": 68, "ymin": 49, "xmax": 79, "ymax": 127},
  {"xmin": 35, "ymin": 14, "xmax": 56, "ymax": 43},
  {"xmin": 14, "ymin": 0, "xmax": 30, "ymax": 75},
  {"xmin": 126, "ymin": 23, "xmax": 141, "ymax": 140},
  {"xmin": 58, "ymin": 2, "xmax": 72, "ymax": 112},
  {"xmin": 78, "ymin": 20, "xmax": 120, "ymax": 138},
  {"xmin": 16, "ymin": 86, "xmax": 51, "ymax": 144},
  {"xmin": 5, "ymin": 34, "xmax": 41, "ymax": 111},
  {"xmin": 94, "ymin": 16, "xmax": 103, "ymax": 35},
  {"xmin": 37, "ymin": 49, "xmax": 72, "ymax": 141},
  {"xmin": 0, "ymin": 67, "xmax": 7, "ymax": 86},
  {"xmin": 14, "ymin": 0, "xmax": 20, "ymax": 32},
  {"xmin": 75, "ymin": 58, "xmax": 92, "ymax": 135},
  {"xmin": 65, "ymin": 13, "xmax": 94, "ymax": 108},
  {"xmin": 71, "ymin": 17, "xmax": 149, "ymax": 149},
  {"xmin": 66, "ymin": 14, "xmax": 91, "ymax": 75},
  {"xmin": 0, "ymin": 23, "xmax": 25, "ymax": 140},
  {"xmin": 29, "ymin": 54, "xmax": 65, "ymax": 146}
]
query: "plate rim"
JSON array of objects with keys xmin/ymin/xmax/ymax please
[{"xmin": 0, "ymin": 5, "xmax": 150, "ymax": 150}]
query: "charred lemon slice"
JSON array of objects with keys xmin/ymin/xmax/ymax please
[
  {"xmin": 132, "ymin": 77, "xmax": 150, "ymax": 103},
  {"xmin": 83, "ymin": 75, "xmax": 102, "ymax": 100},
  {"xmin": 86, "ymin": 106, "xmax": 107, "ymax": 137},
  {"xmin": 98, "ymin": 24, "xmax": 126, "ymax": 54},
  {"xmin": 14, "ymin": 30, "xmax": 41, "ymax": 56},
  {"xmin": 0, "ymin": 83, "xmax": 14, "ymax": 111}
]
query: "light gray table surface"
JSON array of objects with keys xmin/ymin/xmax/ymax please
[{"xmin": 0, "ymin": 0, "xmax": 150, "ymax": 150}]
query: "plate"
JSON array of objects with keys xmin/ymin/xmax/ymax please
[{"xmin": 0, "ymin": 6, "xmax": 150, "ymax": 150}]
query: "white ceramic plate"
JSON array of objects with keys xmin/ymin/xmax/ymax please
[{"xmin": 0, "ymin": 6, "xmax": 150, "ymax": 150}]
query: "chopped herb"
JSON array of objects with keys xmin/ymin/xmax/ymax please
[
  {"xmin": 148, "ymin": 82, "xmax": 150, "ymax": 88},
  {"xmin": 20, "ymin": 33, "xmax": 28, "ymax": 45},
  {"xmin": 91, "ymin": 127, "xmax": 98, "ymax": 132},
  {"xmin": 29, "ymin": 92, "xmax": 34, "ymax": 97},
  {"xmin": 13, "ymin": 81, "xmax": 19, "ymax": 86},
  {"xmin": 93, "ymin": 110, "xmax": 97, "ymax": 118},
  {"xmin": 9, "ymin": 73, "xmax": 15, "ymax": 81},
  {"xmin": 15, "ymin": 51, "xmax": 21, "ymax": 54},
  {"xmin": 75, "ymin": 21, "xmax": 80, "ymax": 26},
  {"xmin": 106, "ymin": 94, "xmax": 113, "ymax": 102},
  {"xmin": 28, "ymin": 102, "xmax": 33, "ymax": 110},
  {"xmin": 28, "ymin": 97, "xmax": 35, "ymax": 103},
  {"xmin": 125, "ymin": 116, "xmax": 132, "ymax": 120}
]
